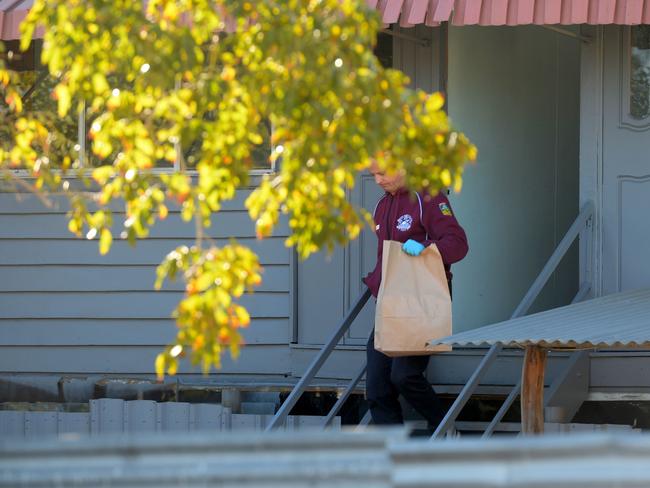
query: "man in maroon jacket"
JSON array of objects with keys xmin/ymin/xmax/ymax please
[{"xmin": 363, "ymin": 164, "xmax": 469, "ymax": 428}]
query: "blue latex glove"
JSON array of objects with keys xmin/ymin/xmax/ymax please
[{"xmin": 402, "ymin": 239, "xmax": 425, "ymax": 256}]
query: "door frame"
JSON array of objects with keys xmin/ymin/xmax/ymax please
[{"xmin": 579, "ymin": 25, "xmax": 605, "ymax": 297}]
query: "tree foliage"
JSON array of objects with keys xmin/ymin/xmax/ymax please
[{"xmin": 1, "ymin": 0, "xmax": 476, "ymax": 378}]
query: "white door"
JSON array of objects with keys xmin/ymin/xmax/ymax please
[{"xmin": 601, "ymin": 26, "xmax": 650, "ymax": 294}]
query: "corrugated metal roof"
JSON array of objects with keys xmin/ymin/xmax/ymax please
[
  {"xmin": 4, "ymin": 0, "xmax": 650, "ymax": 41},
  {"xmin": 0, "ymin": 0, "xmax": 32, "ymax": 41},
  {"xmin": 371, "ymin": 0, "xmax": 650, "ymax": 26},
  {"xmin": 429, "ymin": 287, "xmax": 650, "ymax": 349}
]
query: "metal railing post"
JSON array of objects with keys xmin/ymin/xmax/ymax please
[
  {"xmin": 322, "ymin": 363, "xmax": 366, "ymax": 428},
  {"xmin": 354, "ymin": 410, "xmax": 373, "ymax": 431},
  {"xmin": 431, "ymin": 343, "xmax": 503, "ymax": 439},
  {"xmin": 482, "ymin": 378, "xmax": 521, "ymax": 438},
  {"xmin": 511, "ymin": 201, "xmax": 594, "ymax": 319},
  {"xmin": 266, "ymin": 289, "xmax": 371, "ymax": 431}
]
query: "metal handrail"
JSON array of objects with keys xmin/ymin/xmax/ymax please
[
  {"xmin": 266, "ymin": 288, "xmax": 371, "ymax": 431},
  {"xmin": 271, "ymin": 202, "xmax": 594, "ymax": 434},
  {"xmin": 511, "ymin": 201, "xmax": 594, "ymax": 318},
  {"xmin": 432, "ymin": 201, "xmax": 594, "ymax": 439}
]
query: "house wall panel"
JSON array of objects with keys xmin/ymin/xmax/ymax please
[
  {"xmin": 0, "ymin": 186, "xmax": 293, "ymax": 378},
  {"xmin": 0, "ymin": 238, "xmax": 289, "ymax": 265},
  {"xmin": 0, "ymin": 291, "xmax": 289, "ymax": 319},
  {"xmin": 0, "ymin": 318, "xmax": 289, "ymax": 346},
  {"xmin": 0, "ymin": 345, "xmax": 291, "ymax": 375},
  {"xmin": 0, "ymin": 190, "xmax": 255, "ymax": 214},
  {"xmin": 0, "ymin": 264, "xmax": 289, "ymax": 292},
  {"xmin": 0, "ymin": 211, "xmax": 290, "ymax": 239}
]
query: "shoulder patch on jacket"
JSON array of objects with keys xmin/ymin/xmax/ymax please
[{"xmin": 439, "ymin": 202, "xmax": 453, "ymax": 216}]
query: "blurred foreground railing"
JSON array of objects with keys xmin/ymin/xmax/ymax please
[{"xmin": 2, "ymin": 430, "xmax": 648, "ymax": 487}]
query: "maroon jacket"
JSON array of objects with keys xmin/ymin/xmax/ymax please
[{"xmin": 363, "ymin": 189, "xmax": 469, "ymax": 298}]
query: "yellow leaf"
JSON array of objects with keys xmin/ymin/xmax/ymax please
[
  {"xmin": 428, "ymin": 92, "xmax": 445, "ymax": 111},
  {"xmin": 54, "ymin": 84, "xmax": 71, "ymax": 117},
  {"xmin": 159, "ymin": 204, "xmax": 169, "ymax": 220},
  {"xmin": 155, "ymin": 353, "xmax": 166, "ymax": 381},
  {"xmin": 68, "ymin": 219, "xmax": 80, "ymax": 236},
  {"xmin": 440, "ymin": 169, "xmax": 452, "ymax": 187},
  {"xmin": 453, "ymin": 175, "xmax": 463, "ymax": 193},
  {"xmin": 92, "ymin": 166, "xmax": 114, "ymax": 185},
  {"xmin": 92, "ymin": 73, "xmax": 109, "ymax": 95},
  {"xmin": 221, "ymin": 66, "xmax": 235, "ymax": 81},
  {"xmin": 99, "ymin": 228, "xmax": 112, "ymax": 255},
  {"xmin": 167, "ymin": 358, "xmax": 178, "ymax": 376},
  {"xmin": 235, "ymin": 307, "xmax": 250, "ymax": 328}
]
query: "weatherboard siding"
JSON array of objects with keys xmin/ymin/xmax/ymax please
[{"xmin": 0, "ymin": 187, "xmax": 293, "ymax": 376}]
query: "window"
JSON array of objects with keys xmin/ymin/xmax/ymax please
[
  {"xmin": 182, "ymin": 113, "xmax": 273, "ymax": 172},
  {"xmin": 3, "ymin": 40, "xmax": 273, "ymax": 173},
  {"xmin": 630, "ymin": 26, "xmax": 650, "ymax": 120},
  {"xmin": 2, "ymin": 40, "xmax": 78, "ymax": 168}
]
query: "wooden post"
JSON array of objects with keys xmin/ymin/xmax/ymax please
[{"xmin": 521, "ymin": 345, "xmax": 547, "ymax": 434}]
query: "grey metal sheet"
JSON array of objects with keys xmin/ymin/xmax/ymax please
[
  {"xmin": 390, "ymin": 433, "xmax": 650, "ymax": 487},
  {"xmin": 158, "ymin": 402, "xmax": 191, "ymax": 431},
  {"xmin": 24, "ymin": 412, "xmax": 57, "ymax": 438},
  {"xmin": 0, "ymin": 430, "xmax": 400, "ymax": 488},
  {"xmin": 430, "ymin": 288, "xmax": 650, "ymax": 349},
  {"xmin": 90, "ymin": 398, "xmax": 124, "ymax": 434},
  {"xmin": 0, "ymin": 401, "xmax": 338, "ymax": 440},
  {"xmin": 57, "ymin": 412, "xmax": 90, "ymax": 436},
  {"xmin": 124, "ymin": 400, "xmax": 157, "ymax": 433},
  {"xmin": 190, "ymin": 403, "xmax": 223, "ymax": 431},
  {"xmin": 0, "ymin": 411, "xmax": 24, "ymax": 438}
]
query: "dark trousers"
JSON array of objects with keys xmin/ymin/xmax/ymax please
[
  {"xmin": 365, "ymin": 280, "xmax": 451, "ymax": 427},
  {"xmin": 366, "ymin": 333, "xmax": 445, "ymax": 426}
]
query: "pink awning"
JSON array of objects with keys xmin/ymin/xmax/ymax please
[
  {"xmin": 371, "ymin": 0, "xmax": 650, "ymax": 25},
  {"xmin": 2, "ymin": 0, "xmax": 650, "ymax": 41},
  {"xmin": 0, "ymin": 0, "xmax": 32, "ymax": 41}
]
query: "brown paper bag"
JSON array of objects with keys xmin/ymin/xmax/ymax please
[{"xmin": 374, "ymin": 240, "xmax": 452, "ymax": 356}]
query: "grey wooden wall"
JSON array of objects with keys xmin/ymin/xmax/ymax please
[{"xmin": 0, "ymin": 185, "xmax": 294, "ymax": 377}]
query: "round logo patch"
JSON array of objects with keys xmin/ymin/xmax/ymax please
[{"xmin": 396, "ymin": 214, "xmax": 413, "ymax": 232}]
